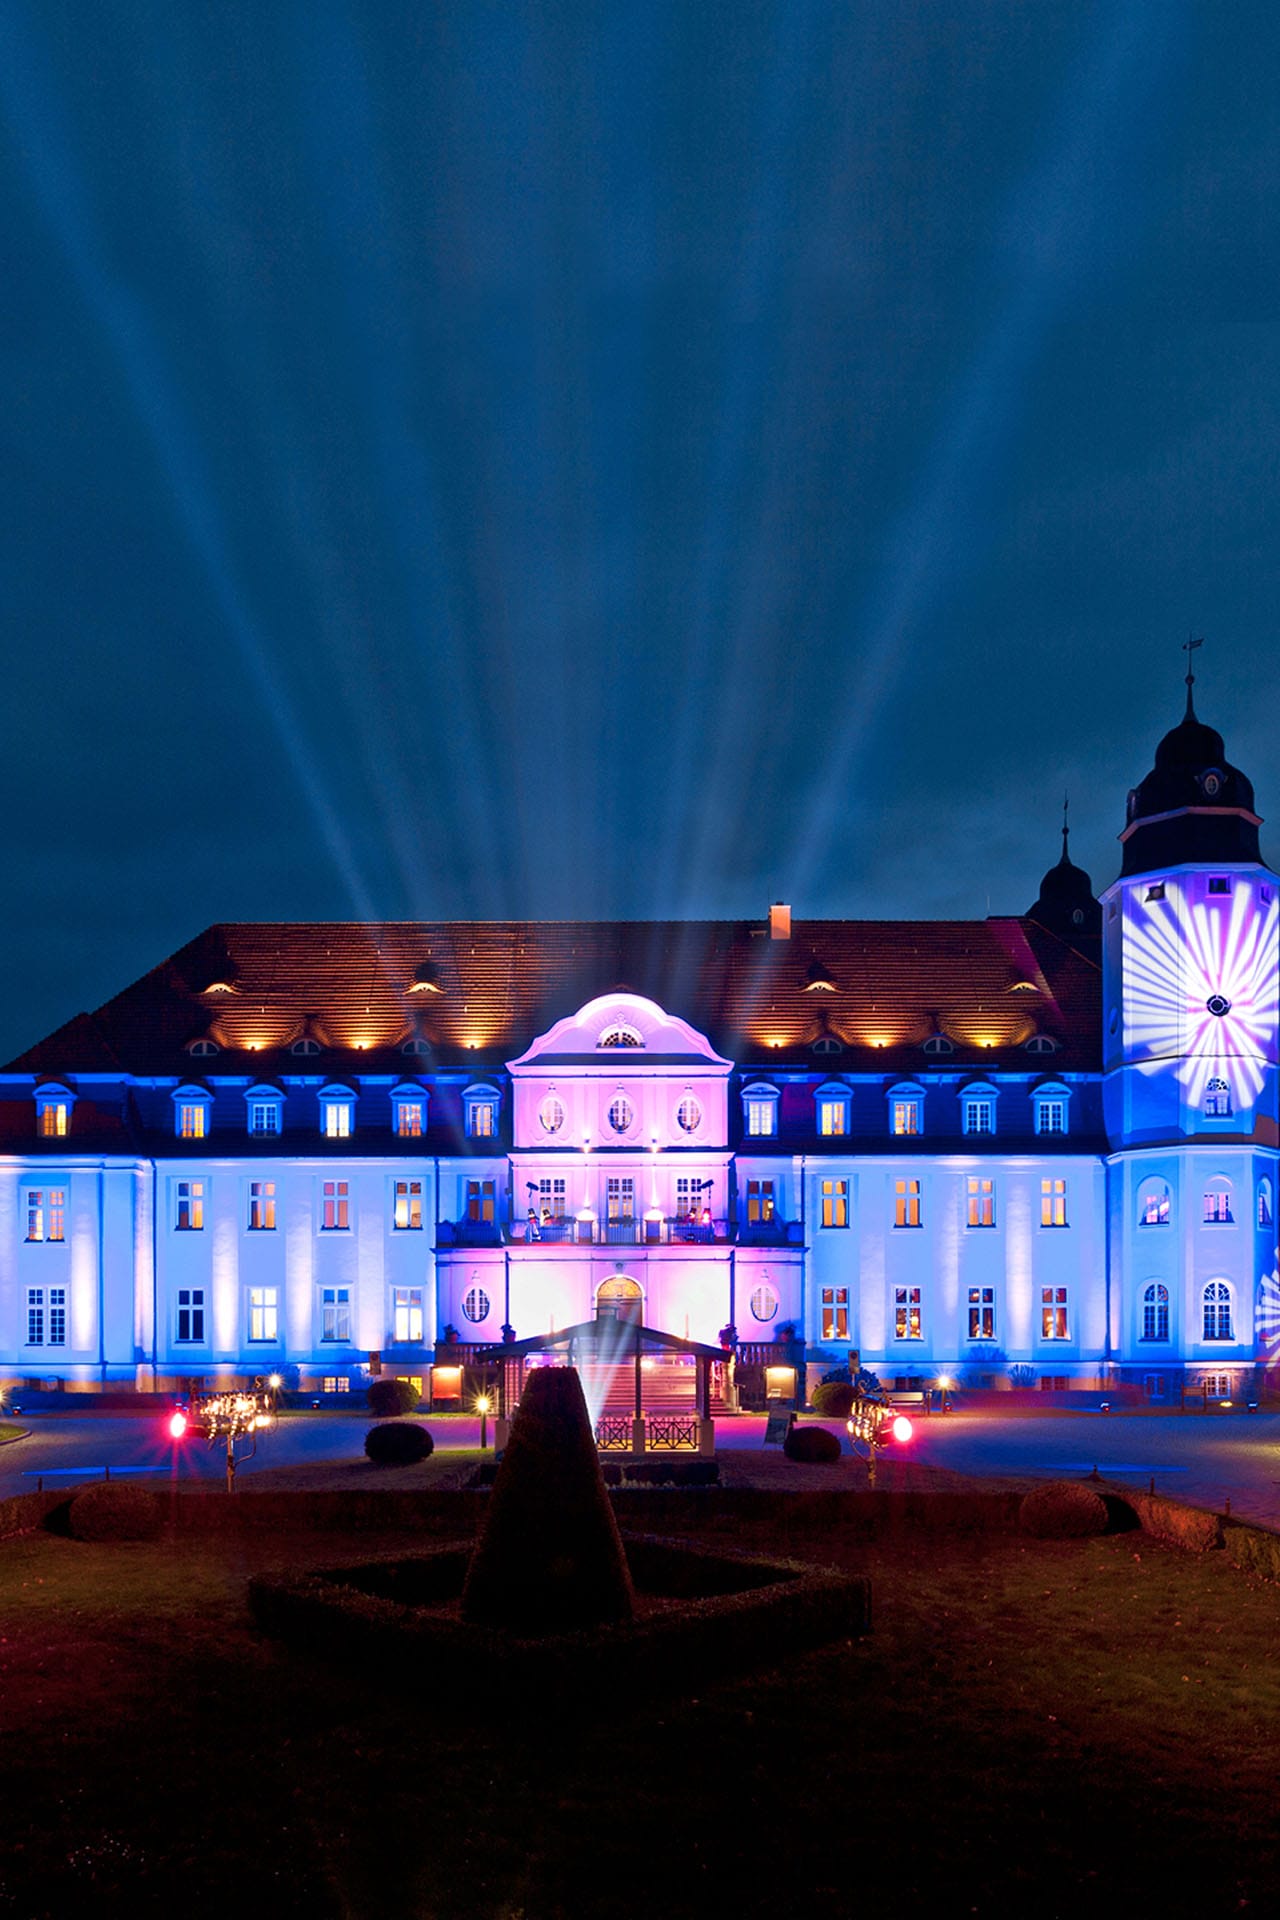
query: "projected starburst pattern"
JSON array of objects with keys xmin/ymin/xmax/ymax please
[
  {"xmin": 1123, "ymin": 880, "xmax": 1279, "ymax": 1109},
  {"xmin": 1257, "ymin": 1262, "xmax": 1280, "ymax": 1368}
]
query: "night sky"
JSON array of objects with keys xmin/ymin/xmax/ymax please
[{"xmin": 3, "ymin": 1, "xmax": 1278, "ymax": 1065}]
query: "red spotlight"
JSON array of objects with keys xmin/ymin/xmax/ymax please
[
  {"xmin": 168, "ymin": 1411, "xmax": 188, "ymax": 1440},
  {"xmin": 890, "ymin": 1414, "xmax": 913, "ymax": 1444}
]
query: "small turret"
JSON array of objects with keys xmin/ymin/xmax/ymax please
[{"xmin": 1028, "ymin": 803, "xmax": 1101, "ymax": 941}]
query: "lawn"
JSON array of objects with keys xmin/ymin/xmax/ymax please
[{"xmin": 0, "ymin": 1497, "xmax": 1276, "ymax": 1918}]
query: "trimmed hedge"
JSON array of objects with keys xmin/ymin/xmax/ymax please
[
  {"xmin": 1018, "ymin": 1481, "xmax": 1108, "ymax": 1539},
  {"xmin": 367, "ymin": 1377, "xmax": 420, "ymax": 1417},
  {"xmin": 364, "ymin": 1422, "xmax": 435, "ymax": 1466},
  {"xmin": 1125, "ymin": 1489, "xmax": 1223, "ymax": 1552},
  {"xmin": 67, "ymin": 1482, "xmax": 164, "ymax": 1542},
  {"xmin": 784, "ymin": 1424, "xmax": 842, "ymax": 1466},
  {"xmin": 810, "ymin": 1381, "xmax": 855, "ymax": 1418},
  {"xmin": 1223, "ymin": 1523, "xmax": 1280, "ymax": 1582}
]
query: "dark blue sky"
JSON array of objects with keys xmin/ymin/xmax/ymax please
[{"xmin": 2, "ymin": 0, "xmax": 1278, "ymax": 1062}]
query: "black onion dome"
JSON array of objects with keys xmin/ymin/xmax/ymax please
[
  {"xmin": 1121, "ymin": 688, "xmax": 1260, "ymax": 876},
  {"xmin": 1029, "ymin": 828, "xmax": 1101, "ymax": 940}
]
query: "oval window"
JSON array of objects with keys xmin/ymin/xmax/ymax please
[
  {"xmin": 749, "ymin": 1283, "xmax": 779, "ymax": 1323},
  {"xmin": 462, "ymin": 1286, "xmax": 490, "ymax": 1324},
  {"xmin": 676, "ymin": 1095, "xmax": 701, "ymax": 1134},
  {"xmin": 540, "ymin": 1094, "xmax": 566, "ymax": 1134},
  {"xmin": 608, "ymin": 1094, "xmax": 634, "ymax": 1134}
]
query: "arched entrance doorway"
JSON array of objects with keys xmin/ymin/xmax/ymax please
[{"xmin": 595, "ymin": 1275, "xmax": 643, "ymax": 1325}]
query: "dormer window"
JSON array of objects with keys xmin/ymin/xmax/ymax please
[
  {"xmin": 245, "ymin": 1085, "xmax": 283, "ymax": 1137},
  {"xmin": 172, "ymin": 1085, "xmax": 212, "ymax": 1141},
  {"xmin": 388, "ymin": 1083, "xmax": 428, "ymax": 1139},
  {"xmin": 463, "ymin": 1085, "xmax": 499, "ymax": 1139},
  {"xmin": 811, "ymin": 1035, "xmax": 844, "ymax": 1054},
  {"xmin": 409, "ymin": 961, "xmax": 442, "ymax": 993},
  {"xmin": 742, "ymin": 1083, "xmax": 780, "ymax": 1138},
  {"xmin": 401, "ymin": 1035, "xmax": 431, "ymax": 1056},
  {"xmin": 292, "ymin": 1037, "xmax": 322, "ymax": 1057},
  {"xmin": 187, "ymin": 1037, "xmax": 220, "ymax": 1058},
  {"xmin": 318, "ymin": 1086, "xmax": 355, "ymax": 1139},
  {"xmin": 815, "ymin": 1083, "xmax": 851, "ymax": 1137},
  {"xmin": 598, "ymin": 1024, "xmax": 644, "ymax": 1049},
  {"xmin": 922, "ymin": 1034, "xmax": 954, "ymax": 1056},
  {"xmin": 35, "ymin": 1085, "xmax": 74, "ymax": 1138},
  {"xmin": 961, "ymin": 1083, "xmax": 998, "ymax": 1137},
  {"xmin": 1024, "ymin": 1035, "xmax": 1060, "ymax": 1055},
  {"xmin": 887, "ymin": 1084, "xmax": 924, "ymax": 1137},
  {"xmin": 1033, "ymin": 1083, "xmax": 1070, "ymax": 1138}
]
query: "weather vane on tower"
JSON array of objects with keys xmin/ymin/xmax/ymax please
[{"xmin": 1183, "ymin": 634, "xmax": 1204, "ymax": 709}]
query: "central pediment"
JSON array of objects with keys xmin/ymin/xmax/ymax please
[{"xmin": 508, "ymin": 992, "xmax": 731, "ymax": 1072}]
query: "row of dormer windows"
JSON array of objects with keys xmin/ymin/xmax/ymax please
[{"xmin": 743, "ymin": 1083, "xmax": 1072, "ymax": 1139}]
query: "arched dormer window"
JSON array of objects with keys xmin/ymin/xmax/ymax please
[
  {"xmin": 463, "ymin": 1084, "xmax": 500, "ymax": 1140},
  {"xmin": 811, "ymin": 1034, "xmax": 844, "ymax": 1055},
  {"xmin": 172, "ymin": 1083, "xmax": 212, "ymax": 1141},
  {"xmin": 34, "ymin": 1083, "xmax": 75, "ymax": 1139},
  {"xmin": 1032, "ymin": 1080, "xmax": 1071, "ymax": 1138},
  {"xmin": 390, "ymin": 1082, "xmax": 428, "ymax": 1140},
  {"xmin": 1258, "ymin": 1178, "xmax": 1274, "ymax": 1229},
  {"xmin": 401, "ymin": 1034, "xmax": 432, "ymax": 1057},
  {"xmin": 1137, "ymin": 1177, "xmax": 1171, "ymax": 1227},
  {"xmin": 187, "ymin": 1036, "xmax": 220, "ymax": 1058},
  {"xmin": 244, "ymin": 1083, "xmax": 284, "ymax": 1138},
  {"xmin": 598, "ymin": 1024, "xmax": 644, "ymax": 1049},
  {"xmin": 1024, "ymin": 1034, "xmax": 1060, "ymax": 1055},
  {"xmin": 1204, "ymin": 1077, "xmax": 1232, "ymax": 1119},
  {"xmin": 1202, "ymin": 1177, "xmax": 1233, "ymax": 1225},
  {"xmin": 921, "ymin": 1033, "xmax": 954, "ymax": 1056},
  {"xmin": 291, "ymin": 1036, "xmax": 322, "ymax": 1057},
  {"xmin": 887, "ymin": 1082, "xmax": 924, "ymax": 1138},
  {"xmin": 742, "ymin": 1083, "xmax": 779, "ymax": 1139},
  {"xmin": 318, "ymin": 1083, "xmax": 356, "ymax": 1140},
  {"xmin": 1202, "ymin": 1281, "xmax": 1233, "ymax": 1341},
  {"xmin": 814, "ymin": 1082, "xmax": 851, "ymax": 1138},
  {"xmin": 1141, "ymin": 1282, "xmax": 1170, "ymax": 1342},
  {"xmin": 960, "ymin": 1080, "xmax": 998, "ymax": 1138}
]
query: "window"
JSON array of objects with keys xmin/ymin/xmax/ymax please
[
  {"xmin": 1259, "ymin": 1179, "xmax": 1274, "ymax": 1229},
  {"xmin": 1139, "ymin": 1181, "xmax": 1171, "ymax": 1227},
  {"xmin": 962, "ymin": 1098, "xmax": 994, "ymax": 1137},
  {"xmin": 1203, "ymin": 1181, "xmax": 1233, "ymax": 1224},
  {"xmin": 248, "ymin": 1287, "xmax": 278, "ymax": 1342},
  {"xmin": 393, "ymin": 1287, "xmax": 424, "ymax": 1342},
  {"xmin": 321, "ymin": 1375, "xmax": 351, "ymax": 1393},
  {"xmin": 1208, "ymin": 877, "xmax": 1230, "ymax": 895},
  {"xmin": 1204, "ymin": 1078, "xmax": 1232, "ymax": 1119},
  {"xmin": 248, "ymin": 1180, "xmax": 276, "ymax": 1231},
  {"xmin": 745, "ymin": 1179, "xmax": 775, "ymax": 1224},
  {"xmin": 176, "ymin": 1180, "xmax": 204, "ymax": 1231},
  {"xmin": 1040, "ymin": 1286, "xmax": 1069, "ymax": 1340},
  {"xmin": 37, "ymin": 1099, "xmax": 69, "ymax": 1138},
  {"xmin": 968, "ymin": 1287, "xmax": 995, "ymax": 1340},
  {"xmin": 394, "ymin": 1098, "xmax": 424, "ymax": 1139},
  {"xmin": 606, "ymin": 1177, "xmax": 635, "ymax": 1223},
  {"xmin": 464, "ymin": 1087, "xmax": 498, "ymax": 1138},
  {"xmin": 1202, "ymin": 1281, "xmax": 1233, "ymax": 1341},
  {"xmin": 322, "ymin": 1097, "xmax": 353, "ymax": 1139},
  {"xmin": 966, "ymin": 1176, "xmax": 995, "ymax": 1228},
  {"xmin": 821, "ymin": 1286, "xmax": 849, "ymax": 1340},
  {"xmin": 322, "ymin": 1180, "xmax": 350, "ymax": 1230},
  {"xmin": 291, "ymin": 1036, "xmax": 321, "ymax": 1056},
  {"xmin": 820, "ymin": 1178, "xmax": 848, "ymax": 1227},
  {"xmin": 891, "ymin": 1098, "xmax": 920, "ymax": 1137},
  {"xmin": 598, "ymin": 1024, "xmax": 643, "ymax": 1049},
  {"xmin": 894, "ymin": 1286, "xmax": 922, "ymax": 1340},
  {"xmin": 1145, "ymin": 883, "xmax": 1165, "ymax": 902},
  {"xmin": 608, "ymin": 1093, "xmax": 634, "ymax": 1134},
  {"xmin": 48, "ymin": 1288, "xmax": 66, "ymax": 1346},
  {"xmin": 25, "ymin": 1188, "xmax": 65, "ymax": 1243},
  {"xmin": 816, "ymin": 1085, "xmax": 850, "ymax": 1136},
  {"xmin": 174, "ymin": 1093, "xmax": 209, "ymax": 1140},
  {"xmin": 1040, "ymin": 1178, "xmax": 1068, "ymax": 1228},
  {"xmin": 248, "ymin": 1099, "xmax": 280, "ymax": 1136},
  {"xmin": 922, "ymin": 1034, "xmax": 954, "ymax": 1055},
  {"xmin": 1024, "ymin": 1035, "xmax": 1060, "ymax": 1055},
  {"xmin": 894, "ymin": 1178, "xmax": 922, "ymax": 1228},
  {"xmin": 676, "ymin": 1094, "xmax": 701, "ymax": 1134},
  {"xmin": 1035, "ymin": 1098, "xmax": 1067, "ymax": 1137},
  {"xmin": 749, "ymin": 1282, "xmax": 778, "ymax": 1322},
  {"xmin": 188, "ymin": 1037, "xmax": 219, "ymax": 1057},
  {"xmin": 811, "ymin": 1035, "xmax": 844, "ymax": 1054},
  {"xmin": 539, "ymin": 1094, "xmax": 566, "ymax": 1135},
  {"xmin": 1141, "ymin": 1283, "xmax": 1169, "ymax": 1343},
  {"xmin": 743, "ymin": 1085, "xmax": 779, "ymax": 1137},
  {"xmin": 1201, "ymin": 1371, "xmax": 1232, "ymax": 1398},
  {"xmin": 26, "ymin": 1289, "xmax": 43, "ymax": 1345},
  {"xmin": 177, "ymin": 1288, "xmax": 205, "ymax": 1343},
  {"xmin": 321, "ymin": 1286, "xmax": 352, "ymax": 1342},
  {"xmin": 462, "ymin": 1284, "xmax": 490, "ymax": 1323},
  {"xmin": 536, "ymin": 1177, "xmax": 566, "ymax": 1223},
  {"xmin": 465, "ymin": 1178, "xmax": 495, "ymax": 1224},
  {"xmin": 393, "ymin": 1180, "xmax": 422, "ymax": 1230}
]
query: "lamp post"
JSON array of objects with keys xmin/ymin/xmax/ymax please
[{"xmin": 476, "ymin": 1393, "xmax": 491, "ymax": 1451}]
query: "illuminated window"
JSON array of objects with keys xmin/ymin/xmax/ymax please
[
  {"xmin": 1204, "ymin": 1078, "xmax": 1231, "ymax": 1119},
  {"xmin": 750, "ymin": 1282, "xmax": 778, "ymax": 1322},
  {"xmin": 1141, "ymin": 1282, "xmax": 1169, "ymax": 1342},
  {"xmin": 26, "ymin": 1289, "xmax": 44, "ymax": 1345},
  {"xmin": 393, "ymin": 1179, "xmax": 422, "ymax": 1230},
  {"xmin": 175, "ymin": 1093, "xmax": 209, "ymax": 1140},
  {"xmin": 394, "ymin": 1098, "xmax": 424, "ymax": 1139},
  {"xmin": 37, "ymin": 1100, "xmax": 68, "ymax": 1138},
  {"xmin": 248, "ymin": 1287, "xmax": 279, "ymax": 1342},
  {"xmin": 322, "ymin": 1180, "xmax": 350, "ymax": 1230},
  {"xmin": 894, "ymin": 1178, "xmax": 922, "ymax": 1228},
  {"xmin": 1202, "ymin": 1281, "xmax": 1233, "ymax": 1341},
  {"xmin": 891, "ymin": 1098, "xmax": 920, "ymax": 1137},
  {"xmin": 746, "ymin": 1179, "xmax": 776, "ymax": 1224},
  {"xmin": 1040, "ymin": 1286, "xmax": 1069, "ymax": 1340},
  {"xmin": 962, "ymin": 1098, "xmax": 994, "ymax": 1137},
  {"xmin": 25, "ymin": 1188, "xmax": 65, "ymax": 1243},
  {"xmin": 321, "ymin": 1286, "xmax": 351, "ymax": 1342},
  {"xmin": 743, "ymin": 1085, "xmax": 779, "ymax": 1137},
  {"xmin": 245, "ymin": 1085, "xmax": 283, "ymax": 1136},
  {"xmin": 676, "ymin": 1094, "xmax": 701, "ymax": 1134},
  {"xmin": 540, "ymin": 1094, "xmax": 566, "ymax": 1134},
  {"xmin": 176, "ymin": 1180, "xmax": 204, "ymax": 1231},
  {"xmin": 821, "ymin": 1285, "xmax": 849, "ymax": 1340},
  {"xmin": 321, "ymin": 1095, "xmax": 354, "ymax": 1139},
  {"xmin": 1259, "ymin": 1180, "xmax": 1274, "ymax": 1229},
  {"xmin": 1139, "ymin": 1181, "xmax": 1171, "ymax": 1227},
  {"xmin": 815, "ymin": 1085, "xmax": 850, "ymax": 1136},
  {"xmin": 606, "ymin": 1177, "xmax": 635, "ymax": 1223},
  {"xmin": 967, "ymin": 1287, "xmax": 995, "ymax": 1340},
  {"xmin": 393, "ymin": 1287, "xmax": 424, "ymax": 1342},
  {"xmin": 464, "ymin": 1087, "xmax": 499, "ymax": 1138},
  {"xmin": 47, "ymin": 1287, "xmax": 66, "ymax": 1346},
  {"xmin": 248, "ymin": 1180, "xmax": 276, "ymax": 1231},
  {"xmin": 176, "ymin": 1288, "xmax": 205, "ymax": 1343},
  {"xmin": 321, "ymin": 1375, "xmax": 352, "ymax": 1393},
  {"xmin": 465, "ymin": 1179, "xmax": 495, "ymax": 1224},
  {"xmin": 894, "ymin": 1286, "xmax": 922, "ymax": 1340},
  {"xmin": 462, "ymin": 1284, "xmax": 490, "ymax": 1323},
  {"xmin": 1034, "ymin": 1097, "xmax": 1067, "ymax": 1137},
  {"xmin": 536, "ymin": 1176, "xmax": 566, "ymax": 1223},
  {"xmin": 1202, "ymin": 1180, "xmax": 1233, "ymax": 1224},
  {"xmin": 1040, "ymin": 1178, "xmax": 1068, "ymax": 1228},
  {"xmin": 821, "ymin": 1178, "xmax": 849, "ymax": 1227},
  {"xmin": 966, "ymin": 1177, "xmax": 995, "ymax": 1228},
  {"xmin": 608, "ymin": 1093, "xmax": 635, "ymax": 1134}
]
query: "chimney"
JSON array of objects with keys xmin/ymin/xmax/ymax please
[{"xmin": 769, "ymin": 902, "xmax": 792, "ymax": 941}]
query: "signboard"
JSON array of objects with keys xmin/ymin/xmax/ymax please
[{"xmin": 763, "ymin": 1402, "xmax": 793, "ymax": 1446}]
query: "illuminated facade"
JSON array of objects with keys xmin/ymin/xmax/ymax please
[{"xmin": 0, "ymin": 688, "xmax": 1275, "ymax": 1399}]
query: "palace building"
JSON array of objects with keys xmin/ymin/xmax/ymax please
[{"xmin": 1, "ymin": 687, "xmax": 1277, "ymax": 1403}]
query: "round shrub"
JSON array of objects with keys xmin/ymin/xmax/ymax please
[
  {"xmin": 68, "ymin": 1482, "xmax": 163, "ymax": 1542},
  {"xmin": 1019, "ymin": 1480, "xmax": 1108, "ymax": 1539},
  {"xmin": 783, "ymin": 1424, "xmax": 842, "ymax": 1466},
  {"xmin": 810, "ymin": 1380, "xmax": 855, "ymax": 1418},
  {"xmin": 364, "ymin": 1421, "xmax": 434, "ymax": 1466},
  {"xmin": 367, "ymin": 1376, "xmax": 420, "ymax": 1417}
]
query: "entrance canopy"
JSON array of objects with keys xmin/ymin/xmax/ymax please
[{"xmin": 478, "ymin": 1314, "xmax": 728, "ymax": 1424}]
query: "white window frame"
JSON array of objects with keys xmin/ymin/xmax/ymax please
[
  {"xmin": 393, "ymin": 1287, "xmax": 424, "ymax": 1343},
  {"xmin": 742, "ymin": 1084, "xmax": 780, "ymax": 1138},
  {"xmin": 321, "ymin": 1286, "xmax": 352, "ymax": 1343},
  {"xmin": 966, "ymin": 1176, "xmax": 996, "ymax": 1229},
  {"xmin": 172, "ymin": 1085, "xmax": 212, "ymax": 1140},
  {"xmin": 1033, "ymin": 1083, "xmax": 1070, "ymax": 1137},
  {"xmin": 248, "ymin": 1180, "xmax": 277, "ymax": 1231},
  {"xmin": 1138, "ymin": 1178, "xmax": 1171, "ymax": 1227},
  {"xmin": 391, "ymin": 1083, "xmax": 428, "ymax": 1139},
  {"xmin": 1202, "ymin": 1281, "xmax": 1234, "ymax": 1342},
  {"xmin": 322, "ymin": 1180, "xmax": 351, "ymax": 1231},
  {"xmin": 463, "ymin": 1085, "xmax": 499, "ymax": 1139},
  {"xmin": 894, "ymin": 1286, "xmax": 923, "ymax": 1340},
  {"xmin": 894, "ymin": 1178, "xmax": 922, "ymax": 1229},
  {"xmin": 1040, "ymin": 1286, "xmax": 1069, "ymax": 1340},
  {"xmin": 887, "ymin": 1084, "xmax": 924, "ymax": 1138},
  {"xmin": 1202, "ymin": 1178, "xmax": 1234, "ymax": 1225},
  {"xmin": 244, "ymin": 1084, "xmax": 283, "ymax": 1137},
  {"xmin": 393, "ymin": 1179, "xmax": 423, "ymax": 1230},
  {"xmin": 176, "ymin": 1179, "xmax": 204, "ymax": 1231},
  {"xmin": 820, "ymin": 1177, "xmax": 848, "ymax": 1227},
  {"xmin": 1040, "ymin": 1178, "xmax": 1068, "ymax": 1228},
  {"xmin": 176, "ymin": 1287, "xmax": 206, "ymax": 1344},
  {"xmin": 248, "ymin": 1286, "xmax": 279, "ymax": 1343},
  {"xmin": 815, "ymin": 1083, "xmax": 851, "ymax": 1137},
  {"xmin": 318, "ymin": 1085, "xmax": 355, "ymax": 1139},
  {"xmin": 967, "ymin": 1286, "xmax": 996, "ymax": 1340},
  {"xmin": 962, "ymin": 1093, "xmax": 996, "ymax": 1137},
  {"xmin": 1141, "ymin": 1282, "xmax": 1169, "ymax": 1343}
]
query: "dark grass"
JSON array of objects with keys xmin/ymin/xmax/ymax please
[{"xmin": 0, "ymin": 1502, "xmax": 1278, "ymax": 1917}]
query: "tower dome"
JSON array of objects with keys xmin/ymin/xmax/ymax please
[
  {"xmin": 1028, "ymin": 809, "xmax": 1101, "ymax": 940},
  {"xmin": 1120, "ymin": 668, "xmax": 1260, "ymax": 877}
]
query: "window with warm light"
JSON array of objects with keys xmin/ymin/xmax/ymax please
[
  {"xmin": 894, "ymin": 1286, "xmax": 922, "ymax": 1339},
  {"xmin": 393, "ymin": 1287, "xmax": 424, "ymax": 1342},
  {"xmin": 1040, "ymin": 1178, "xmax": 1068, "ymax": 1227},
  {"xmin": 321, "ymin": 1286, "xmax": 351, "ymax": 1342},
  {"xmin": 248, "ymin": 1180, "xmax": 276, "ymax": 1231},
  {"xmin": 821, "ymin": 1285, "xmax": 849, "ymax": 1340},
  {"xmin": 1141, "ymin": 1282, "xmax": 1169, "ymax": 1342},
  {"xmin": 967, "ymin": 1286, "xmax": 995, "ymax": 1339},
  {"xmin": 1040, "ymin": 1286, "xmax": 1069, "ymax": 1339},
  {"xmin": 816, "ymin": 1085, "xmax": 850, "ymax": 1136},
  {"xmin": 393, "ymin": 1179, "xmax": 422, "ymax": 1230},
  {"xmin": 322, "ymin": 1180, "xmax": 350, "ymax": 1230},
  {"xmin": 536, "ymin": 1176, "xmax": 566, "ymax": 1223},
  {"xmin": 820, "ymin": 1178, "xmax": 848, "ymax": 1227},
  {"xmin": 1202, "ymin": 1281, "xmax": 1233, "ymax": 1341},
  {"xmin": 465, "ymin": 1178, "xmax": 495, "ymax": 1224},
  {"xmin": 746, "ymin": 1179, "xmax": 776, "ymax": 1224},
  {"xmin": 891, "ymin": 1098, "xmax": 920, "ymax": 1137},
  {"xmin": 176, "ymin": 1180, "xmax": 204, "ymax": 1231},
  {"xmin": 391, "ymin": 1084, "xmax": 427, "ymax": 1138},
  {"xmin": 966, "ymin": 1176, "xmax": 995, "ymax": 1228},
  {"xmin": 464, "ymin": 1087, "xmax": 499, "ymax": 1138},
  {"xmin": 37, "ymin": 1100, "xmax": 69, "ymax": 1138},
  {"xmin": 322, "ymin": 1098, "xmax": 353, "ymax": 1139},
  {"xmin": 25, "ymin": 1188, "xmax": 65, "ymax": 1243},
  {"xmin": 248, "ymin": 1286, "xmax": 279, "ymax": 1341},
  {"xmin": 176, "ymin": 1288, "xmax": 205, "ymax": 1343},
  {"xmin": 176, "ymin": 1100, "xmax": 208, "ymax": 1140},
  {"xmin": 894, "ymin": 1178, "xmax": 922, "ymax": 1228}
]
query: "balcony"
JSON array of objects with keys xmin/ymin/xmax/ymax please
[{"xmin": 514, "ymin": 1215, "xmax": 728, "ymax": 1247}]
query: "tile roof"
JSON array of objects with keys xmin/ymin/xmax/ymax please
[{"xmin": 3, "ymin": 916, "xmax": 1101, "ymax": 1078}]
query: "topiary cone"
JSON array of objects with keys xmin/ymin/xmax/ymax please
[{"xmin": 461, "ymin": 1365, "xmax": 635, "ymax": 1633}]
